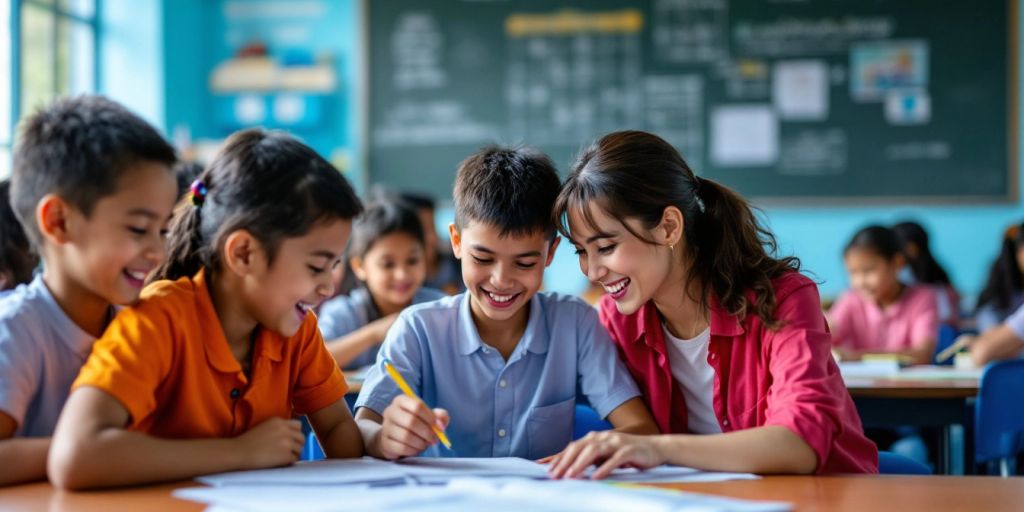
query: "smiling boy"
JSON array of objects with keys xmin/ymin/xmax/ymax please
[
  {"xmin": 0, "ymin": 96, "xmax": 177, "ymax": 485},
  {"xmin": 354, "ymin": 146, "xmax": 657, "ymax": 460}
]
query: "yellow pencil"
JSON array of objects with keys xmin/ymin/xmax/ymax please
[{"xmin": 381, "ymin": 358, "xmax": 453, "ymax": 449}]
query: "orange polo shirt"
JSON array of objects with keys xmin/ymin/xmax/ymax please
[{"xmin": 73, "ymin": 269, "xmax": 347, "ymax": 438}]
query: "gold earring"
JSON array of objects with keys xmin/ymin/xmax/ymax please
[{"xmin": 669, "ymin": 244, "xmax": 674, "ymax": 251}]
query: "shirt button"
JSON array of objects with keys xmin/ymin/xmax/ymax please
[
  {"xmin": 230, "ymin": 388, "xmax": 240, "ymax": 399},
  {"xmin": 482, "ymin": 348, "xmax": 491, "ymax": 355},
  {"xmin": 710, "ymin": 353, "xmax": 716, "ymax": 360},
  {"xmin": 499, "ymin": 379, "xmax": 508, "ymax": 388},
  {"xmin": 498, "ymin": 428, "xmax": 507, "ymax": 437},
  {"xmin": 722, "ymin": 419, "xmax": 729, "ymax": 427}
]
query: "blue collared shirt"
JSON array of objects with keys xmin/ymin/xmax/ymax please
[
  {"xmin": 0, "ymin": 275, "xmax": 105, "ymax": 436},
  {"xmin": 355, "ymin": 291, "xmax": 641, "ymax": 459},
  {"xmin": 318, "ymin": 286, "xmax": 446, "ymax": 370}
]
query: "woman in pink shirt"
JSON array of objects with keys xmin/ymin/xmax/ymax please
[
  {"xmin": 546, "ymin": 130, "xmax": 877, "ymax": 479},
  {"xmin": 829, "ymin": 225, "xmax": 939, "ymax": 366}
]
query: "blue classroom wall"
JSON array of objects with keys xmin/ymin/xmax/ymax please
[
  {"xmin": 161, "ymin": 0, "xmax": 362, "ymax": 183},
  {"xmin": 156, "ymin": 1, "xmax": 1024, "ymax": 302},
  {"xmin": 99, "ymin": 0, "xmax": 163, "ymax": 128},
  {"xmin": 162, "ymin": 0, "xmax": 215, "ymax": 143}
]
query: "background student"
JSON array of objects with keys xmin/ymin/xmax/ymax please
[
  {"xmin": 829, "ymin": 225, "xmax": 939, "ymax": 365},
  {"xmin": 397, "ymin": 192, "xmax": 464, "ymax": 295},
  {"xmin": 548, "ymin": 130, "xmax": 877, "ymax": 478},
  {"xmin": 0, "ymin": 179, "xmax": 38, "ymax": 293},
  {"xmin": 48, "ymin": 129, "xmax": 365, "ymax": 490},
  {"xmin": 974, "ymin": 222, "xmax": 1024, "ymax": 332},
  {"xmin": 966, "ymin": 301, "xmax": 1024, "ymax": 365},
  {"xmin": 893, "ymin": 221, "xmax": 960, "ymax": 329},
  {"xmin": 0, "ymin": 96, "xmax": 178, "ymax": 486},
  {"xmin": 354, "ymin": 145, "xmax": 657, "ymax": 461},
  {"xmin": 318, "ymin": 199, "xmax": 445, "ymax": 369}
]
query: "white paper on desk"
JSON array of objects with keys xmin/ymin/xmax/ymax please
[
  {"xmin": 839, "ymin": 360, "xmax": 900, "ymax": 379},
  {"xmin": 894, "ymin": 366, "xmax": 982, "ymax": 380},
  {"xmin": 175, "ymin": 484, "xmax": 460, "ymax": 512},
  {"xmin": 465, "ymin": 478, "xmax": 792, "ymax": 512},
  {"xmin": 176, "ymin": 478, "xmax": 790, "ymax": 512},
  {"xmin": 198, "ymin": 457, "xmax": 550, "ymax": 487},
  {"xmin": 199, "ymin": 457, "xmax": 758, "ymax": 487},
  {"xmin": 197, "ymin": 458, "xmax": 410, "ymax": 486},
  {"xmin": 397, "ymin": 456, "xmax": 550, "ymax": 479},
  {"xmin": 345, "ymin": 364, "xmax": 371, "ymax": 384}
]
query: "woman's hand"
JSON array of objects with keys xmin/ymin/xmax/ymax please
[{"xmin": 545, "ymin": 431, "xmax": 665, "ymax": 480}]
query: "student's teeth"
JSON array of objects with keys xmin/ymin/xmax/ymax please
[
  {"xmin": 126, "ymin": 270, "xmax": 147, "ymax": 280},
  {"xmin": 487, "ymin": 292, "xmax": 514, "ymax": 303},
  {"xmin": 603, "ymin": 280, "xmax": 628, "ymax": 294}
]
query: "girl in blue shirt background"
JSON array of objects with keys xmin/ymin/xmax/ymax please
[{"xmin": 318, "ymin": 200, "xmax": 444, "ymax": 369}]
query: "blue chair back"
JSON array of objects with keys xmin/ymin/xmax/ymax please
[
  {"xmin": 302, "ymin": 432, "xmax": 325, "ymax": 461},
  {"xmin": 573, "ymin": 404, "xmax": 612, "ymax": 440},
  {"xmin": 878, "ymin": 450, "xmax": 932, "ymax": 475},
  {"xmin": 299, "ymin": 416, "xmax": 325, "ymax": 461},
  {"xmin": 974, "ymin": 359, "xmax": 1024, "ymax": 472}
]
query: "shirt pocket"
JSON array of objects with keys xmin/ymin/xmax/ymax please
[{"xmin": 526, "ymin": 397, "xmax": 575, "ymax": 459}]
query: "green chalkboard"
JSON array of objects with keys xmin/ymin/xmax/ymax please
[{"xmin": 364, "ymin": 0, "xmax": 1017, "ymax": 203}]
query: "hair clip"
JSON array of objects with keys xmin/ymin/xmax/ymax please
[
  {"xmin": 189, "ymin": 179, "xmax": 208, "ymax": 207},
  {"xmin": 694, "ymin": 195, "xmax": 706, "ymax": 214}
]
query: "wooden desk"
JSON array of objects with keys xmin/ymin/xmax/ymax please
[
  {"xmin": 845, "ymin": 371, "xmax": 980, "ymax": 475},
  {"xmin": 846, "ymin": 378, "xmax": 978, "ymax": 400},
  {"xmin": 2, "ymin": 476, "xmax": 1023, "ymax": 512},
  {"xmin": 0, "ymin": 482, "xmax": 203, "ymax": 512},
  {"xmin": 660, "ymin": 476, "xmax": 1024, "ymax": 512}
]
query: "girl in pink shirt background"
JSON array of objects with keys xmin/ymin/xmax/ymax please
[
  {"xmin": 829, "ymin": 225, "xmax": 939, "ymax": 366},
  {"xmin": 546, "ymin": 130, "xmax": 877, "ymax": 478}
]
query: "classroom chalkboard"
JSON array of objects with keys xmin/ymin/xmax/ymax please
[{"xmin": 363, "ymin": 0, "xmax": 1017, "ymax": 204}]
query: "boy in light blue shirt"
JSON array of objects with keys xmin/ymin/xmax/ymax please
[
  {"xmin": 355, "ymin": 146, "xmax": 657, "ymax": 460},
  {"xmin": 0, "ymin": 97, "xmax": 178, "ymax": 486}
]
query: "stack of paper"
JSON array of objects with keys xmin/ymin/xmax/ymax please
[
  {"xmin": 895, "ymin": 366, "xmax": 982, "ymax": 380},
  {"xmin": 178, "ymin": 458, "xmax": 787, "ymax": 512},
  {"xmin": 197, "ymin": 457, "xmax": 758, "ymax": 487},
  {"xmin": 838, "ymin": 360, "xmax": 901, "ymax": 379},
  {"xmin": 177, "ymin": 477, "xmax": 789, "ymax": 512},
  {"xmin": 840, "ymin": 361, "xmax": 983, "ymax": 382}
]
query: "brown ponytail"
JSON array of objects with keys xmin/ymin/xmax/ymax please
[
  {"xmin": 152, "ymin": 179, "xmax": 211, "ymax": 283},
  {"xmin": 554, "ymin": 130, "xmax": 800, "ymax": 328}
]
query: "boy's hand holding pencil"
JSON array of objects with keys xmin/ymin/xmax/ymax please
[
  {"xmin": 376, "ymin": 358, "xmax": 452, "ymax": 460},
  {"xmin": 378, "ymin": 395, "xmax": 451, "ymax": 460}
]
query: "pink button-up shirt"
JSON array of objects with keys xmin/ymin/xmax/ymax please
[
  {"xmin": 828, "ymin": 285, "xmax": 939, "ymax": 353},
  {"xmin": 600, "ymin": 272, "xmax": 878, "ymax": 474}
]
